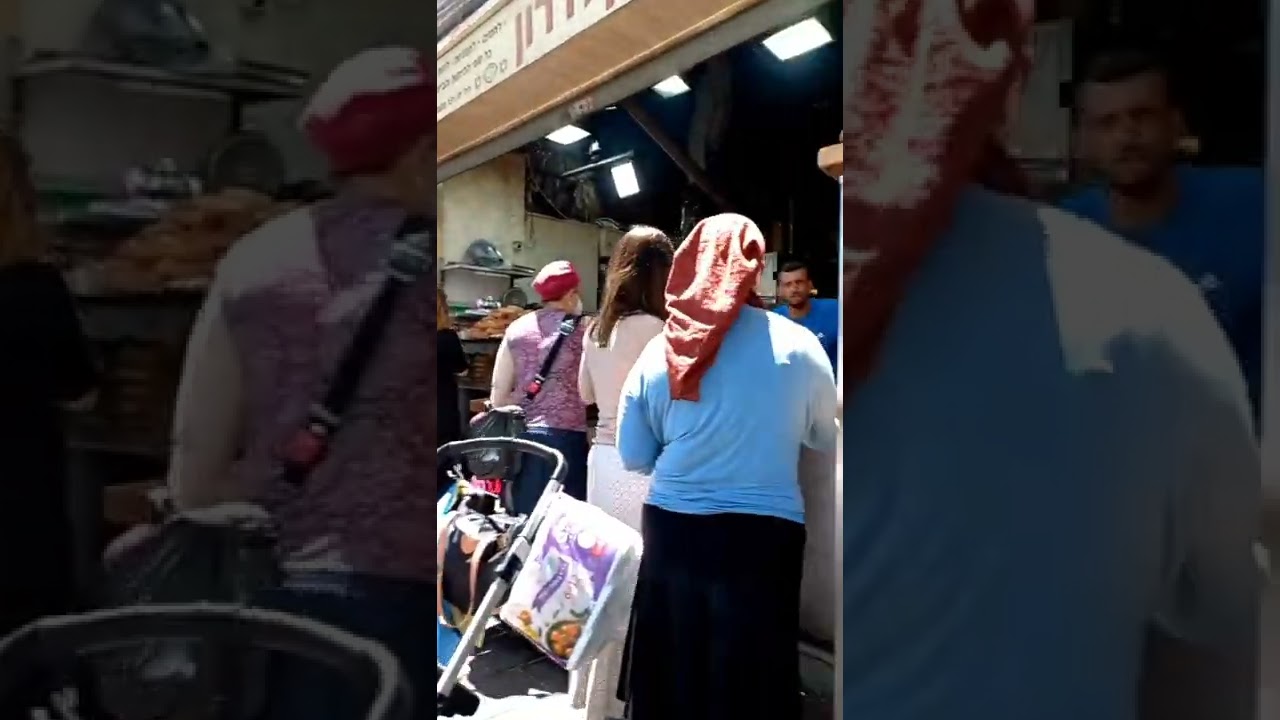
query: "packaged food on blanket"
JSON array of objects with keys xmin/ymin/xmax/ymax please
[{"xmin": 499, "ymin": 494, "xmax": 642, "ymax": 669}]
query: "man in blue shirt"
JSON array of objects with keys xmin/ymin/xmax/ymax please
[
  {"xmin": 772, "ymin": 260, "xmax": 839, "ymax": 370},
  {"xmin": 1060, "ymin": 49, "xmax": 1264, "ymax": 417}
]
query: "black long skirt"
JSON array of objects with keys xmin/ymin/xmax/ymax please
[{"xmin": 620, "ymin": 504, "xmax": 807, "ymax": 720}]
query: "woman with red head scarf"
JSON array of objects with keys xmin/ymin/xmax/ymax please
[
  {"xmin": 839, "ymin": 2, "xmax": 1259, "ymax": 719},
  {"xmin": 615, "ymin": 214, "xmax": 837, "ymax": 719},
  {"xmin": 166, "ymin": 47, "xmax": 437, "ymax": 720}
]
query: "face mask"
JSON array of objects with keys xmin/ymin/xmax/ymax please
[{"xmin": 571, "ymin": 296, "xmax": 584, "ymax": 315}]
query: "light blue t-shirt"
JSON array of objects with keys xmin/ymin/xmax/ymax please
[
  {"xmin": 1060, "ymin": 166, "xmax": 1264, "ymax": 413},
  {"xmin": 843, "ymin": 187, "xmax": 1260, "ymax": 720},
  {"xmin": 773, "ymin": 298, "xmax": 840, "ymax": 370},
  {"xmin": 616, "ymin": 307, "xmax": 837, "ymax": 523}
]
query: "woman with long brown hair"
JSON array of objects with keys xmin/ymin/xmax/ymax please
[
  {"xmin": 571, "ymin": 225, "xmax": 672, "ymax": 720},
  {"xmin": 0, "ymin": 132, "xmax": 97, "ymax": 637}
]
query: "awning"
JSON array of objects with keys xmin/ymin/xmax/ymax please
[
  {"xmin": 437, "ymin": 0, "xmax": 493, "ymax": 42},
  {"xmin": 436, "ymin": 0, "xmax": 769, "ymax": 166}
]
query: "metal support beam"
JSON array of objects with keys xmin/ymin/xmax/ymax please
[
  {"xmin": 1264, "ymin": 0, "xmax": 1280, "ymax": 501},
  {"xmin": 559, "ymin": 151, "xmax": 635, "ymax": 179},
  {"xmin": 619, "ymin": 97, "xmax": 733, "ymax": 211},
  {"xmin": 437, "ymin": 0, "xmax": 829, "ymax": 182}
]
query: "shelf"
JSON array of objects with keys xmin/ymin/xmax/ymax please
[
  {"xmin": 72, "ymin": 287, "xmax": 208, "ymax": 303},
  {"xmin": 17, "ymin": 52, "xmax": 309, "ymax": 103},
  {"xmin": 441, "ymin": 261, "xmax": 536, "ymax": 279},
  {"xmin": 69, "ymin": 438, "xmax": 169, "ymax": 460},
  {"xmin": 44, "ymin": 200, "xmax": 167, "ymax": 234}
]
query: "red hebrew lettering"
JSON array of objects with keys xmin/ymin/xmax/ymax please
[
  {"xmin": 515, "ymin": 5, "xmax": 534, "ymax": 67},
  {"xmin": 536, "ymin": 0, "xmax": 554, "ymax": 33},
  {"xmin": 565, "ymin": 0, "xmax": 575, "ymax": 20}
]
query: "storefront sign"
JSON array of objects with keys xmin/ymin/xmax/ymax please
[{"xmin": 437, "ymin": 0, "xmax": 635, "ymax": 119}]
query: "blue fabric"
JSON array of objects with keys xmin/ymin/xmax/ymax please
[
  {"xmin": 511, "ymin": 427, "xmax": 588, "ymax": 515},
  {"xmin": 257, "ymin": 571, "xmax": 435, "ymax": 720},
  {"xmin": 773, "ymin": 298, "xmax": 840, "ymax": 370},
  {"xmin": 1060, "ymin": 165, "xmax": 1264, "ymax": 415},
  {"xmin": 436, "ymin": 485, "xmax": 464, "ymax": 667},
  {"xmin": 841, "ymin": 187, "xmax": 1259, "ymax": 720},
  {"xmin": 617, "ymin": 307, "xmax": 837, "ymax": 524}
]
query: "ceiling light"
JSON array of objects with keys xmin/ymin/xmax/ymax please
[
  {"xmin": 545, "ymin": 125, "xmax": 591, "ymax": 145},
  {"xmin": 610, "ymin": 162, "xmax": 640, "ymax": 199},
  {"xmin": 652, "ymin": 75, "xmax": 690, "ymax": 98},
  {"xmin": 762, "ymin": 18, "xmax": 833, "ymax": 61}
]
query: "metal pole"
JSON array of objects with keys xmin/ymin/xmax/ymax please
[
  {"xmin": 1265, "ymin": 0, "xmax": 1280, "ymax": 501},
  {"xmin": 619, "ymin": 98, "xmax": 734, "ymax": 211},
  {"xmin": 558, "ymin": 151, "xmax": 635, "ymax": 179}
]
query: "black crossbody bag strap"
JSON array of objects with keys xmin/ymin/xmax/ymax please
[
  {"xmin": 523, "ymin": 315, "xmax": 580, "ymax": 402},
  {"xmin": 279, "ymin": 215, "xmax": 435, "ymax": 486}
]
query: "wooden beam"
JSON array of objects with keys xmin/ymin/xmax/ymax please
[
  {"xmin": 817, "ymin": 132, "xmax": 842, "ymax": 180},
  {"xmin": 619, "ymin": 97, "xmax": 733, "ymax": 211}
]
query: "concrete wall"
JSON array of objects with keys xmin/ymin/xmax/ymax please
[{"xmin": 437, "ymin": 153, "xmax": 621, "ymax": 313}]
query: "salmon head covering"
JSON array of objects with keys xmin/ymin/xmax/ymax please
[
  {"xmin": 843, "ymin": 0, "xmax": 1034, "ymax": 388},
  {"xmin": 301, "ymin": 47, "xmax": 435, "ymax": 175},
  {"xmin": 664, "ymin": 213, "xmax": 766, "ymax": 401}
]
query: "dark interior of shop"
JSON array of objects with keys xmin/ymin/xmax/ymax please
[
  {"xmin": 525, "ymin": 2, "xmax": 843, "ymax": 297},
  {"xmin": 1050, "ymin": 0, "xmax": 1264, "ymax": 169}
]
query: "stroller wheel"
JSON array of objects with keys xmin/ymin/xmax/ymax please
[
  {"xmin": 436, "ymin": 689, "xmax": 480, "ymax": 717},
  {"xmin": 436, "ymin": 663, "xmax": 481, "ymax": 716}
]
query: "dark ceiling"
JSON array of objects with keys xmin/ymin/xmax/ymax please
[
  {"xmin": 437, "ymin": 0, "xmax": 489, "ymax": 41},
  {"xmin": 532, "ymin": 1, "xmax": 843, "ymax": 281},
  {"xmin": 1066, "ymin": 0, "xmax": 1265, "ymax": 165}
]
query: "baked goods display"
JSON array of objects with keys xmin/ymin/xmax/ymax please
[
  {"xmin": 463, "ymin": 351, "xmax": 495, "ymax": 389},
  {"xmin": 462, "ymin": 305, "xmax": 530, "ymax": 339},
  {"xmin": 77, "ymin": 188, "xmax": 296, "ymax": 294},
  {"xmin": 69, "ymin": 340, "xmax": 181, "ymax": 454}
]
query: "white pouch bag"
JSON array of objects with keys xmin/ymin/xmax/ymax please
[{"xmin": 499, "ymin": 492, "xmax": 642, "ymax": 669}]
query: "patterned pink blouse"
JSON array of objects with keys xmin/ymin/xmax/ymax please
[
  {"xmin": 495, "ymin": 309, "xmax": 588, "ymax": 432},
  {"xmin": 167, "ymin": 191, "xmax": 437, "ymax": 583}
]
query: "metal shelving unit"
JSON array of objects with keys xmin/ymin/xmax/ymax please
[
  {"xmin": 0, "ymin": 43, "xmax": 309, "ymax": 602},
  {"xmin": 441, "ymin": 261, "xmax": 537, "ymax": 279},
  {"xmin": 15, "ymin": 52, "xmax": 307, "ymax": 102}
]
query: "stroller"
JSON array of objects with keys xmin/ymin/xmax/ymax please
[
  {"xmin": 0, "ymin": 604, "xmax": 412, "ymax": 720},
  {"xmin": 435, "ymin": 436, "xmax": 567, "ymax": 717}
]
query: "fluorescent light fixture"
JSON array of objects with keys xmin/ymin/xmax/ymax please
[
  {"xmin": 611, "ymin": 162, "xmax": 640, "ymax": 198},
  {"xmin": 545, "ymin": 125, "xmax": 591, "ymax": 145},
  {"xmin": 762, "ymin": 18, "xmax": 833, "ymax": 61},
  {"xmin": 652, "ymin": 75, "xmax": 690, "ymax": 98}
]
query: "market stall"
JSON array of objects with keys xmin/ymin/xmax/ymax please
[
  {"xmin": 437, "ymin": 0, "xmax": 831, "ymax": 181},
  {"xmin": 438, "ymin": 0, "xmax": 772, "ymax": 168},
  {"xmin": 0, "ymin": 7, "xmax": 312, "ymax": 599},
  {"xmin": 439, "ymin": 0, "xmax": 841, "ymax": 661}
]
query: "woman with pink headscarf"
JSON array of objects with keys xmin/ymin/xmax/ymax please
[
  {"xmin": 167, "ymin": 47, "xmax": 437, "ymax": 720},
  {"xmin": 489, "ymin": 259, "xmax": 591, "ymax": 511}
]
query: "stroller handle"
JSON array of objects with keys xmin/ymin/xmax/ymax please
[
  {"xmin": 0, "ymin": 604, "xmax": 410, "ymax": 720},
  {"xmin": 438, "ymin": 437, "xmax": 567, "ymax": 484}
]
